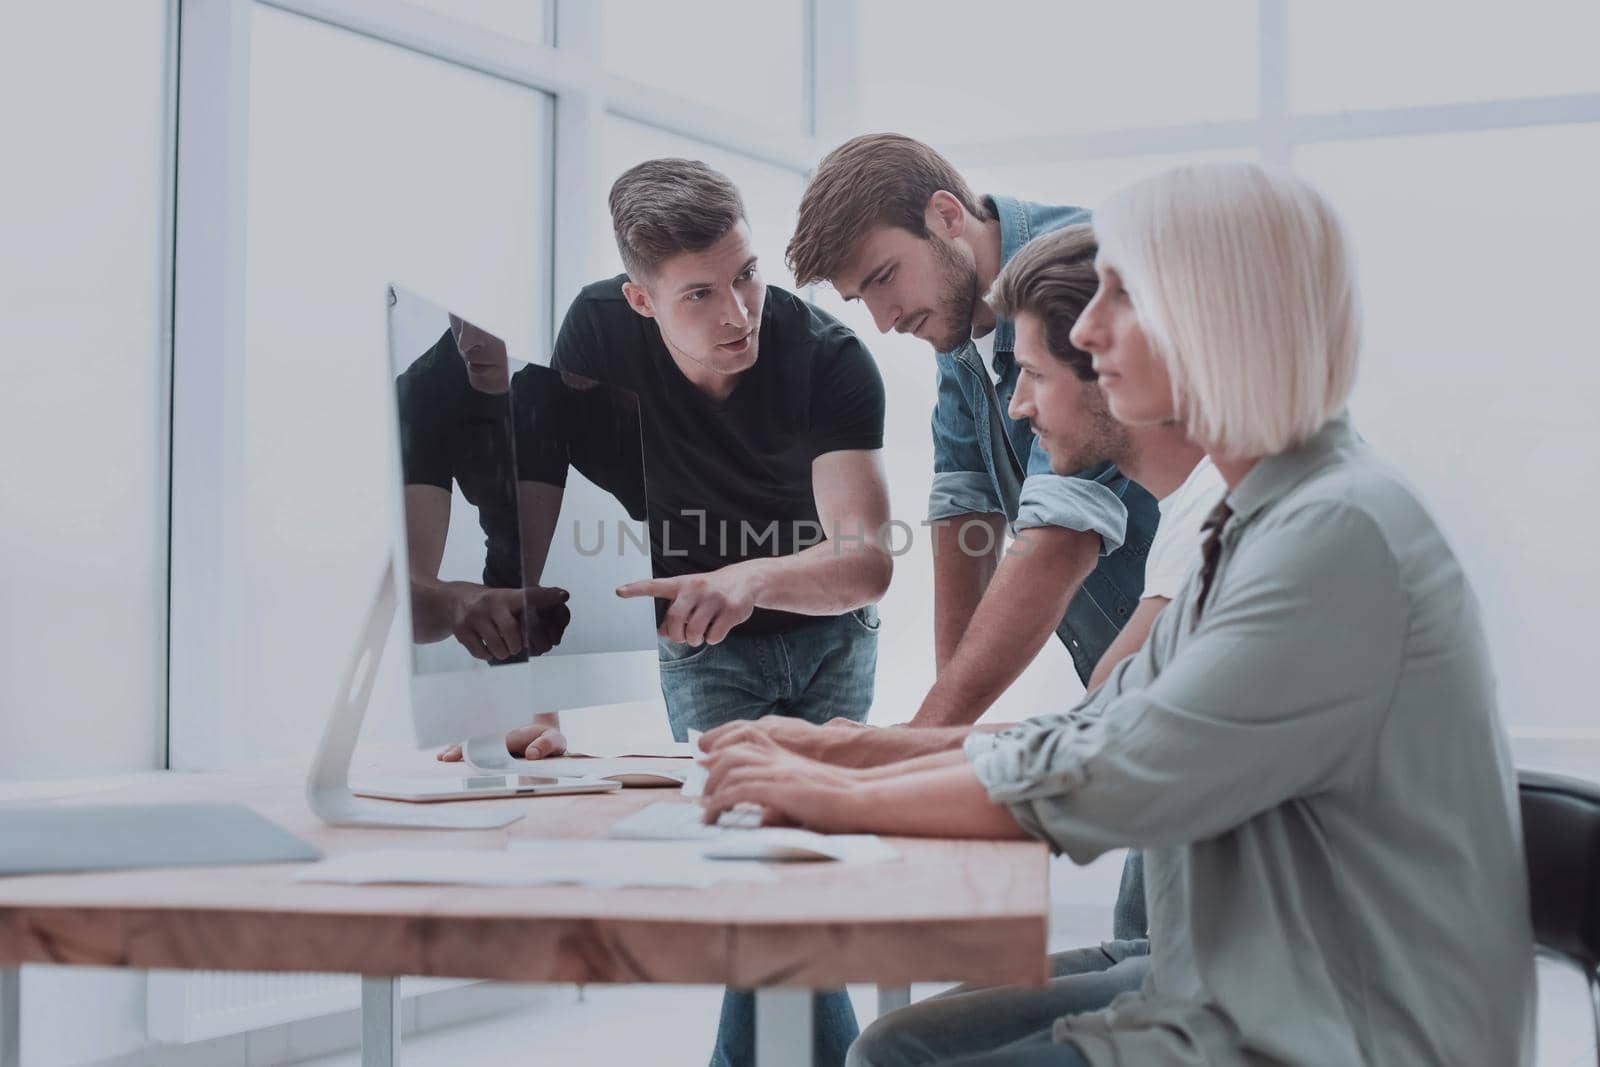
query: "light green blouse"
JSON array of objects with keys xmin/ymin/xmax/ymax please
[{"xmin": 966, "ymin": 416, "xmax": 1535, "ymax": 1066}]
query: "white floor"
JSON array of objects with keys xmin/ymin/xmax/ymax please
[{"xmin": 288, "ymin": 852, "xmax": 1598, "ymax": 1066}]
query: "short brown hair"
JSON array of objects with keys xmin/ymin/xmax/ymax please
[
  {"xmin": 608, "ymin": 159, "xmax": 746, "ymax": 279},
  {"xmin": 787, "ymin": 133, "xmax": 991, "ymax": 288},
  {"xmin": 986, "ymin": 224, "xmax": 1099, "ymax": 382}
]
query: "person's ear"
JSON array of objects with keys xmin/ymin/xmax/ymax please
[
  {"xmin": 925, "ymin": 190, "xmax": 967, "ymax": 240},
  {"xmin": 621, "ymin": 279, "xmax": 656, "ymax": 320}
]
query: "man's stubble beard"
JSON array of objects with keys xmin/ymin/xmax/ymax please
[
  {"xmin": 931, "ymin": 236, "xmax": 981, "ymax": 353},
  {"xmin": 1053, "ymin": 384, "xmax": 1133, "ymax": 475}
]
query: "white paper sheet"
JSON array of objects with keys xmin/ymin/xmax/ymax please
[
  {"xmin": 698, "ymin": 829, "xmax": 899, "ymax": 864},
  {"xmin": 607, "ymin": 802, "xmax": 900, "ymax": 863},
  {"xmin": 295, "ymin": 842, "xmax": 778, "ymax": 888},
  {"xmin": 679, "ymin": 729, "xmax": 710, "ymax": 798}
]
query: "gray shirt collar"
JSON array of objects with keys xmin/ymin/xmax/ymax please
[{"xmin": 1225, "ymin": 412, "xmax": 1359, "ymax": 527}]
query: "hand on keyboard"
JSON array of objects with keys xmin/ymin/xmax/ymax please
[
  {"xmin": 715, "ymin": 803, "xmax": 765, "ymax": 829},
  {"xmin": 607, "ymin": 800, "xmax": 765, "ymax": 840}
]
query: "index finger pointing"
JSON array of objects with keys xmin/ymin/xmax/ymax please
[{"xmin": 616, "ymin": 578, "xmax": 679, "ymax": 600}]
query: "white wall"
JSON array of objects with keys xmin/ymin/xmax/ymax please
[{"xmin": 1302, "ymin": 124, "xmax": 1600, "ymax": 738}]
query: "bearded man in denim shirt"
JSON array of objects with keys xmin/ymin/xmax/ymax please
[
  {"xmin": 789, "ymin": 134, "xmax": 1158, "ymax": 723},
  {"xmin": 784, "ymin": 133, "xmax": 1157, "ymax": 988}
]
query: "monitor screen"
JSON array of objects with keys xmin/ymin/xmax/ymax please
[{"xmin": 385, "ymin": 284, "xmax": 659, "ymax": 744}]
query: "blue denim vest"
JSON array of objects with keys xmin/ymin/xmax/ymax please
[{"xmin": 928, "ymin": 195, "xmax": 1159, "ymax": 684}]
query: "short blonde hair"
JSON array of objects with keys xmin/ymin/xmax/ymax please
[{"xmin": 1093, "ymin": 162, "xmax": 1361, "ymax": 457}]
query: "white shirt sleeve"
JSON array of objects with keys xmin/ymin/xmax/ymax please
[{"xmin": 1141, "ymin": 458, "xmax": 1227, "ymax": 602}]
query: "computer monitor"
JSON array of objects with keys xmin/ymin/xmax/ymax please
[
  {"xmin": 385, "ymin": 284, "xmax": 660, "ymax": 747},
  {"xmin": 306, "ymin": 285, "xmax": 661, "ymax": 828}
]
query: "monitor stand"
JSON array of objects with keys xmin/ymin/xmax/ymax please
[
  {"xmin": 461, "ymin": 735, "xmax": 542, "ymax": 772},
  {"xmin": 305, "ymin": 560, "xmax": 523, "ymax": 829}
]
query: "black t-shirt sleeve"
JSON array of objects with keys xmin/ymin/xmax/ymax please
[
  {"xmin": 550, "ymin": 294, "xmax": 608, "ymax": 380},
  {"xmin": 808, "ymin": 332, "xmax": 886, "ymax": 458},
  {"xmin": 396, "ymin": 347, "xmax": 454, "ymax": 490},
  {"xmin": 511, "ymin": 368, "xmax": 571, "ymax": 489}
]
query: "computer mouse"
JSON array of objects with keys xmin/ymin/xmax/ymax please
[{"xmin": 603, "ymin": 770, "xmax": 688, "ymax": 788}]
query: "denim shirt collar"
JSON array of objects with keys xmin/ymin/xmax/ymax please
[
  {"xmin": 1225, "ymin": 412, "xmax": 1360, "ymax": 527},
  {"xmin": 942, "ymin": 194, "xmax": 1073, "ymax": 373},
  {"xmin": 985, "ymin": 194, "xmax": 1047, "ymax": 357}
]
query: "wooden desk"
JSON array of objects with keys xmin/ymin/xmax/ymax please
[{"xmin": 0, "ymin": 754, "xmax": 1050, "ymax": 1067}]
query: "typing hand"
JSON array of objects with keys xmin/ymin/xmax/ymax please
[
  {"xmin": 615, "ymin": 568, "xmax": 759, "ymax": 646},
  {"xmin": 700, "ymin": 738, "xmax": 861, "ymax": 832}
]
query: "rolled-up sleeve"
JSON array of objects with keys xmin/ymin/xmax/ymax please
[
  {"xmin": 929, "ymin": 471, "xmax": 1001, "ymax": 522},
  {"xmin": 965, "ymin": 502, "xmax": 1408, "ymax": 863},
  {"xmin": 1013, "ymin": 437, "xmax": 1129, "ymax": 552}
]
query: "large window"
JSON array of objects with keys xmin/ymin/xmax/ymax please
[
  {"xmin": 603, "ymin": 0, "xmax": 808, "ymax": 129},
  {"xmin": 144, "ymin": 0, "xmax": 1600, "ymax": 768},
  {"xmin": 0, "ymin": 0, "xmax": 171, "ymax": 777},
  {"xmin": 962, "ymin": 149, "xmax": 1260, "ymax": 215},
  {"xmin": 592, "ymin": 117, "xmax": 806, "ymax": 290},
  {"xmin": 406, "ymin": 0, "xmax": 549, "ymax": 45},
  {"xmin": 1288, "ymin": 1, "xmax": 1600, "ymax": 113},
  {"xmin": 855, "ymin": 3, "xmax": 1600, "ymax": 744},
  {"xmin": 232, "ymin": 5, "xmax": 552, "ymax": 758},
  {"xmin": 858, "ymin": 0, "xmax": 1258, "ymax": 144}
]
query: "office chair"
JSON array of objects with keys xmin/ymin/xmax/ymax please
[{"xmin": 1519, "ymin": 768, "xmax": 1600, "ymax": 1065}]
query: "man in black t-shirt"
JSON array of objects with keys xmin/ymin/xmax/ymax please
[{"xmin": 442, "ymin": 158, "xmax": 892, "ymax": 1067}]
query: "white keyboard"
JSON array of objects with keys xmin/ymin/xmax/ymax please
[{"xmin": 608, "ymin": 801, "xmax": 763, "ymax": 840}]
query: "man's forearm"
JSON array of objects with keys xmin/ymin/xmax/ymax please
[
  {"xmin": 858, "ymin": 745, "xmax": 971, "ymax": 779},
  {"xmin": 811, "ymin": 724, "xmax": 974, "ymax": 768},
  {"xmin": 931, "ymin": 514, "xmax": 1004, "ymax": 669},
  {"xmin": 911, "ymin": 525, "xmax": 1098, "ymax": 727},
  {"xmin": 833, "ymin": 761, "xmax": 1029, "ymax": 840},
  {"xmin": 730, "ymin": 538, "xmax": 893, "ymax": 617},
  {"xmin": 408, "ymin": 574, "xmax": 460, "ymax": 643},
  {"xmin": 516, "ymin": 481, "xmax": 564, "ymax": 586}
]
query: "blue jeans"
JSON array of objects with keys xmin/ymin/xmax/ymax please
[
  {"xmin": 656, "ymin": 607, "xmax": 880, "ymax": 1067},
  {"xmin": 656, "ymin": 606, "xmax": 879, "ymax": 738},
  {"xmin": 846, "ymin": 943, "xmax": 1149, "ymax": 1067},
  {"xmin": 941, "ymin": 1032, "xmax": 1091, "ymax": 1066}
]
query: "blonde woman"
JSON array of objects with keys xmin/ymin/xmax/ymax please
[{"xmin": 701, "ymin": 162, "xmax": 1535, "ymax": 1066}]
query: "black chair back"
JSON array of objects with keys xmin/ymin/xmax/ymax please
[
  {"xmin": 1520, "ymin": 769, "xmax": 1600, "ymax": 969},
  {"xmin": 1519, "ymin": 768, "xmax": 1600, "ymax": 1066}
]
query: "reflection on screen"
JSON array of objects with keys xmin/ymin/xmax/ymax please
[{"xmin": 386, "ymin": 285, "xmax": 654, "ymax": 677}]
